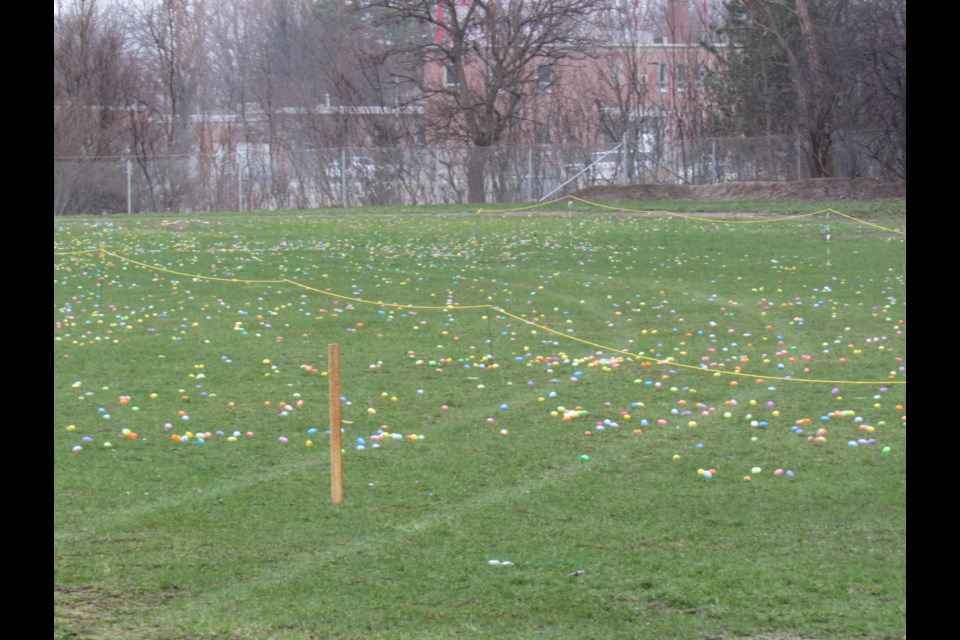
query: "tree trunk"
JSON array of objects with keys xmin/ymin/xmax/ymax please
[
  {"xmin": 809, "ymin": 125, "xmax": 835, "ymax": 178},
  {"xmin": 467, "ymin": 146, "xmax": 487, "ymax": 204},
  {"xmin": 795, "ymin": 0, "xmax": 834, "ymax": 178}
]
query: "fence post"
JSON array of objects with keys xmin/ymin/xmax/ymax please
[
  {"xmin": 126, "ymin": 157, "xmax": 132, "ymax": 214},
  {"xmin": 237, "ymin": 161, "xmax": 244, "ymax": 211},
  {"xmin": 796, "ymin": 135, "xmax": 802, "ymax": 181},
  {"xmin": 329, "ymin": 344, "xmax": 344, "ymax": 504},
  {"xmin": 621, "ymin": 133, "xmax": 628, "ymax": 184},
  {"xmin": 711, "ymin": 138, "xmax": 717, "ymax": 184},
  {"xmin": 527, "ymin": 147, "xmax": 533, "ymax": 200},
  {"xmin": 434, "ymin": 150, "xmax": 440, "ymax": 204},
  {"xmin": 340, "ymin": 148, "xmax": 348, "ymax": 207}
]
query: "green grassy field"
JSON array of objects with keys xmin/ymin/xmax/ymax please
[{"xmin": 54, "ymin": 202, "xmax": 906, "ymax": 640}]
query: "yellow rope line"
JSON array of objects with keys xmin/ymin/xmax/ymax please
[
  {"xmin": 476, "ymin": 197, "xmax": 564, "ymax": 215},
  {"xmin": 653, "ymin": 209, "xmax": 824, "ymax": 223},
  {"xmin": 566, "ymin": 197, "xmax": 827, "ymax": 223},
  {"xmin": 57, "ymin": 247, "xmax": 904, "ymax": 387},
  {"xmin": 100, "ymin": 249, "xmax": 284, "ymax": 284},
  {"xmin": 478, "ymin": 197, "xmax": 907, "ymax": 234},
  {"xmin": 823, "ymin": 209, "xmax": 906, "ymax": 235},
  {"xmin": 54, "ymin": 249, "xmax": 99, "ymax": 256},
  {"xmin": 494, "ymin": 308, "xmax": 902, "ymax": 386},
  {"xmin": 285, "ymin": 279, "xmax": 490, "ymax": 311}
]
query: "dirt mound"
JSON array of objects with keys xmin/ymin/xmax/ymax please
[{"xmin": 575, "ymin": 177, "xmax": 906, "ymax": 202}]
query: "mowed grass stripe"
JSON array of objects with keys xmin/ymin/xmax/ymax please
[{"xmin": 55, "ymin": 208, "xmax": 905, "ymax": 639}]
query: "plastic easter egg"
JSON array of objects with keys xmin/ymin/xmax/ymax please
[
  {"xmin": 702, "ymin": 470, "xmax": 713, "ymax": 479},
  {"xmin": 278, "ymin": 436, "xmax": 288, "ymax": 443},
  {"xmin": 72, "ymin": 446, "xmax": 82, "ymax": 452},
  {"xmin": 499, "ymin": 429, "xmax": 509, "ymax": 435}
]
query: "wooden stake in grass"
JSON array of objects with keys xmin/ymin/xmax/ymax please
[{"xmin": 329, "ymin": 344, "xmax": 344, "ymax": 504}]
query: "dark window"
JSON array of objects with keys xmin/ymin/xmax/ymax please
[{"xmin": 536, "ymin": 64, "xmax": 553, "ymax": 92}]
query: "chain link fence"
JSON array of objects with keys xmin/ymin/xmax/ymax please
[{"xmin": 54, "ymin": 132, "xmax": 900, "ymax": 214}]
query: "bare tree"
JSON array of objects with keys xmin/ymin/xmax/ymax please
[
  {"xmin": 55, "ymin": 0, "xmax": 137, "ymax": 213},
  {"xmin": 353, "ymin": 0, "xmax": 607, "ymax": 203},
  {"xmin": 119, "ymin": 0, "xmax": 211, "ymax": 210},
  {"xmin": 843, "ymin": 0, "xmax": 905, "ymax": 179},
  {"xmin": 710, "ymin": 0, "xmax": 906, "ymax": 180},
  {"xmin": 711, "ymin": 0, "xmax": 857, "ymax": 178}
]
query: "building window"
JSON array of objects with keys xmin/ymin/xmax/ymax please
[
  {"xmin": 658, "ymin": 62, "xmax": 668, "ymax": 93},
  {"xmin": 536, "ymin": 64, "xmax": 553, "ymax": 93},
  {"xmin": 444, "ymin": 64, "xmax": 460, "ymax": 89},
  {"xmin": 695, "ymin": 63, "xmax": 707, "ymax": 92},
  {"xmin": 676, "ymin": 63, "xmax": 687, "ymax": 92},
  {"xmin": 535, "ymin": 123, "xmax": 551, "ymax": 144},
  {"xmin": 486, "ymin": 64, "xmax": 508, "ymax": 93},
  {"xmin": 612, "ymin": 59, "xmax": 625, "ymax": 87}
]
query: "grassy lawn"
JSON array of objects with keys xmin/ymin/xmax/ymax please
[{"xmin": 54, "ymin": 201, "xmax": 906, "ymax": 639}]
